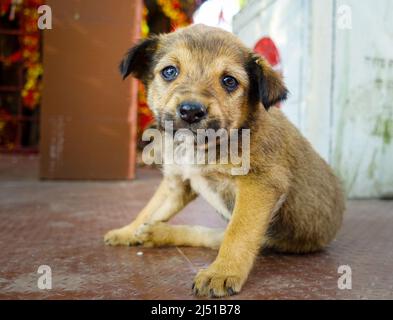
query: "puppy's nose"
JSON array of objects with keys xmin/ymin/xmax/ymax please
[{"xmin": 178, "ymin": 102, "xmax": 207, "ymax": 124}]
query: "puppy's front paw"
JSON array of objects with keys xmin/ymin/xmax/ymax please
[
  {"xmin": 134, "ymin": 223, "xmax": 156, "ymax": 247},
  {"xmin": 104, "ymin": 225, "xmax": 140, "ymax": 246},
  {"xmin": 133, "ymin": 222, "xmax": 169, "ymax": 247},
  {"xmin": 192, "ymin": 263, "xmax": 246, "ymax": 298}
]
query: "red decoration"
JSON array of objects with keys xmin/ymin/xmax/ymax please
[
  {"xmin": 254, "ymin": 37, "xmax": 281, "ymax": 69},
  {"xmin": 0, "ymin": 51, "xmax": 22, "ymax": 64},
  {"xmin": 0, "ymin": 0, "xmax": 44, "ymax": 110}
]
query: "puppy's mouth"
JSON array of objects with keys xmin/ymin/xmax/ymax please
[
  {"xmin": 154, "ymin": 113, "xmax": 232, "ymax": 152},
  {"xmin": 157, "ymin": 113, "xmax": 223, "ymax": 134}
]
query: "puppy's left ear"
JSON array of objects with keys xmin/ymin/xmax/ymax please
[
  {"xmin": 119, "ymin": 36, "xmax": 159, "ymax": 82},
  {"xmin": 247, "ymin": 55, "xmax": 288, "ymax": 110}
]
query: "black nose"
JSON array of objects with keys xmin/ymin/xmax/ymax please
[{"xmin": 178, "ymin": 102, "xmax": 207, "ymax": 124}]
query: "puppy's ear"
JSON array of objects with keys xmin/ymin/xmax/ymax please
[
  {"xmin": 247, "ymin": 55, "xmax": 288, "ymax": 110},
  {"xmin": 119, "ymin": 36, "xmax": 159, "ymax": 82}
]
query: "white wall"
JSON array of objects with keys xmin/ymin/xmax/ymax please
[
  {"xmin": 233, "ymin": 0, "xmax": 393, "ymax": 198},
  {"xmin": 331, "ymin": 0, "xmax": 393, "ymax": 198}
]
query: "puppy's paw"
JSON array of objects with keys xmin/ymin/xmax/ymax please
[
  {"xmin": 192, "ymin": 263, "xmax": 246, "ymax": 298},
  {"xmin": 104, "ymin": 226, "xmax": 140, "ymax": 246},
  {"xmin": 134, "ymin": 222, "xmax": 169, "ymax": 247},
  {"xmin": 133, "ymin": 223, "xmax": 156, "ymax": 247}
]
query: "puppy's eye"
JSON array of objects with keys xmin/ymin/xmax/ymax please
[
  {"xmin": 161, "ymin": 66, "xmax": 179, "ymax": 81},
  {"xmin": 221, "ymin": 75, "xmax": 239, "ymax": 92}
]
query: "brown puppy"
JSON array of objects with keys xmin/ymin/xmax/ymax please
[{"xmin": 104, "ymin": 24, "xmax": 345, "ymax": 297}]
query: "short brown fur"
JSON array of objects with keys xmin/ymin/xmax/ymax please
[{"xmin": 105, "ymin": 24, "xmax": 345, "ymax": 298}]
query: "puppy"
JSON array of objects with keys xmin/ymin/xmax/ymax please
[{"xmin": 105, "ymin": 24, "xmax": 345, "ymax": 297}]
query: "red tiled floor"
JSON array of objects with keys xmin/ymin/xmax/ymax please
[{"xmin": 0, "ymin": 155, "xmax": 392, "ymax": 299}]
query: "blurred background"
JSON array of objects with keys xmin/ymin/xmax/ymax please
[{"xmin": 0, "ymin": 0, "xmax": 392, "ymax": 198}]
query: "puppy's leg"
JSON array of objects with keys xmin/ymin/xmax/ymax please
[
  {"xmin": 104, "ymin": 176, "xmax": 196, "ymax": 246},
  {"xmin": 136, "ymin": 222, "xmax": 224, "ymax": 249},
  {"xmin": 192, "ymin": 177, "xmax": 283, "ymax": 297}
]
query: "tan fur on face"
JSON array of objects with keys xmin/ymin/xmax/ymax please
[
  {"xmin": 106, "ymin": 24, "xmax": 346, "ymax": 298},
  {"xmin": 146, "ymin": 25, "xmax": 252, "ymax": 131}
]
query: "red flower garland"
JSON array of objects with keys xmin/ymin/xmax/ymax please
[{"xmin": 0, "ymin": 0, "xmax": 44, "ymax": 110}]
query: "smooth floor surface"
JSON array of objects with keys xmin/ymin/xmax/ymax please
[{"xmin": 0, "ymin": 155, "xmax": 392, "ymax": 299}]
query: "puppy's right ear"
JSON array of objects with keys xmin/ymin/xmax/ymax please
[{"xmin": 119, "ymin": 36, "xmax": 159, "ymax": 82}]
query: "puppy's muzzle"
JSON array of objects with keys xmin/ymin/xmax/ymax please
[{"xmin": 178, "ymin": 102, "xmax": 207, "ymax": 124}]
